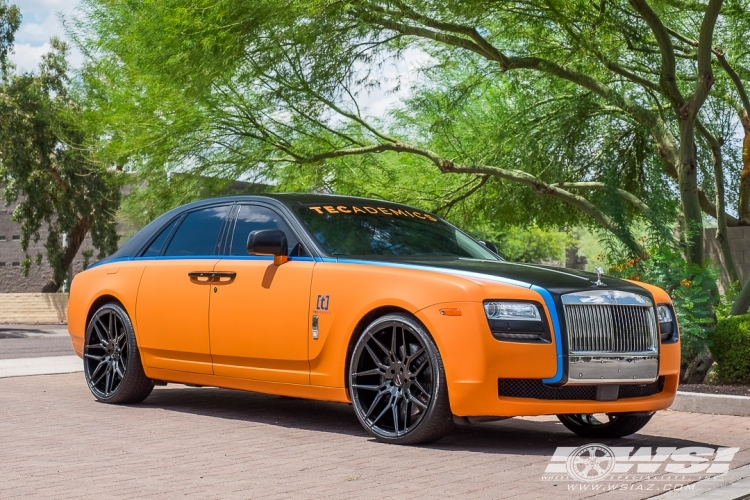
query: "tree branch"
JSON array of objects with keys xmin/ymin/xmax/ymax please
[
  {"xmin": 629, "ymin": 0, "xmax": 685, "ymax": 106},
  {"xmin": 552, "ymin": 182, "xmax": 651, "ymax": 214}
]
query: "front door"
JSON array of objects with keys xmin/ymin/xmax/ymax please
[
  {"xmin": 136, "ymin": 205, "xmax": 230, "ymax": 374},
  {"xmin": 209, "ymin": 204, "xmax": 314, "ymax": 384}
]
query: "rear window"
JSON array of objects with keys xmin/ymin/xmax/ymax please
[{"xmin": 164, "ymin": 206, "xmax": 229, "ymax": 256}]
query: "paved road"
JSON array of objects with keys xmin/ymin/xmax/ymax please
[
  {"xmin": 0, "ymin": 324, "xmax": 74, "ymax": 360},
  {"xmin": 1, "ymin": 373, "xmax": 749, "ymax": 499}
]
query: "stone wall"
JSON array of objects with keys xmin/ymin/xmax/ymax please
[
  {"xmin": 0, "ymin": 293, "xmax": 68, "ymax": 324},
  {"xmin": 704, "ymin": 226, "xmax": 750, "ymax": 286}
]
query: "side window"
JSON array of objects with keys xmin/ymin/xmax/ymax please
[
  {"xmin": 164, "ymin": 206, "xmax": 229, "ymax": 256},
  {"xmin": 231, "ymin": 205, "xmax": 303, "ymax": 256},
  {"xmin": 141, "ymin": 218, "xmax": 179, "ymax": 257}
]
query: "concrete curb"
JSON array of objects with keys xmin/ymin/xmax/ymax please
[
  {"xmin": 670, "ymin": 391, "xmax": 750, "ymax": 417},
  {"xmin": 0, "ymin": 355, "xmax": 82, "ymax": 378}
]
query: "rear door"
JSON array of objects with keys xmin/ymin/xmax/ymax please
[
  {"xmin": 136, "ymin": 205, "xmax": 231, "ymax": 374},
  {"xmin": 209, "ymin": 203, "xmax": 314, "ymax": 384}
]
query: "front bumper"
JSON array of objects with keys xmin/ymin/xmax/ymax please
[{"xmin": 415, "ymin": 301, "xmax": 681, "ymax": 418}]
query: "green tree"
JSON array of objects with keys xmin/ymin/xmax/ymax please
[
  {"xmin": 75, "ymin": 0, "xmax": 750, "ymax": 380},
  {"xmin": 0, "ymin": 1, "xmax": 120, "ymax": 292}
]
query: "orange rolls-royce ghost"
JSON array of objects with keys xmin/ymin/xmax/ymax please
[{"xmin": 67, "ymin": 194, "xmax": 680, "ymax": 444}]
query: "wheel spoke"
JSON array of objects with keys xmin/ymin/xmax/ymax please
[
  {"xmin": 411, "ymin": 379, "xmax": 429, "ymax": 397},
  {"xmin": 352, "ymin": 383, "xmax": 384, "ymax": 391},
  {"xmin": 371, "ymin": 394, "xmax": 396, "ymax": 425},
  {"xmin": 108, "ymin": 312, "xmax": 114, "ymax": 341},
  {"xmin": 87, "ymin": 343, "xmax": 105, "ymax": 351},
  {"xmin": 92, "ymin": 322, "xmax": 107, "ymax": 345},
  {"xmin": 104, "ymin": 368, "xmax": 113, "ymax": 395},
  {"xmin": 392, "ymin": 397, "xmax": 401, "ymax": 435},
  {"xmin": 364, "ymin": 344, "xmax": 387, "ymax": 370},
  {"xmin": 95, "ymin": 316, "xmax": 110, "ymax": 341},
  {"xmin": 369, "ymin": 335, "xmax": 392, "ymax": 360},
  {"xmin": 408, "ymin": 393, "xmax": 428, "ymax": 411},
  {"xmin": 391, "ymin": 326, "xmax": 398, "ymax": 361},
  {"xmin": 90, "ymin": 358, "xmax": 108, "ymax": 384},
  {"xmin": 364, "ymin": 389, "xmax": 388, "ymax": 420},
  {"xmin": 410, "ymin": 358, "xmax": 430, "ymax": 377},
  {"xmin": 403, "ymin": 399, "xmax": 411, "ymax": 431},
  {"xmin": 353, "ymin": 367, "xmax": 384, "ymax": 377},
  {"xmin": 406, "ymin": 346, "xmax": 425, "ymax": 364},
  {"xmin": 399, "ymin": 328, "xmax": 407, "ymax": 363},
  {"xmin": 84, "ymin": 353, "xmax": 103, "ymax": 361},
  {"xmin": 114, "ymin": 359, "xmax": 125, "ymax": 379}
]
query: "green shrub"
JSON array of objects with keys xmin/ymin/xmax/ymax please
[{"xmin": 713, "ymin": 315, "xmax": 750, "ymax": 384}]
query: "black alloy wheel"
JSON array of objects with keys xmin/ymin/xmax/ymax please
[
  {"xmin": 84, "ymin": 303, "xmax": 154, "ymax": 404},
  {"xmin": 349, "ymin": 313, "xmax": 453, "ymax": 445},
  {"xmin": 556, "ymin": 412, "xmax": 654, "ymax": 438}
]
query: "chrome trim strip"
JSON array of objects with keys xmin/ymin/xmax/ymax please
[
  {"xmin": 561, "ymin": 290, "xmax": 653, "ymax": 306},
  {"xmin": 566, "ymin": 355, "xmax": 659, "ymax": 385}
]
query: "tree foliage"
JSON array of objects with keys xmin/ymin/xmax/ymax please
[
  {"xmin": 0, "ymin": 1, "xmax": 120, "ymax": 291},
  {"xmin": 74, "ymin": 1, "xmax": 750, "ymax": 270}
]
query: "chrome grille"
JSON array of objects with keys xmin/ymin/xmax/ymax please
[{"xmin": 562, "ymin": 291, "xmax": 658, "ymax": 354}]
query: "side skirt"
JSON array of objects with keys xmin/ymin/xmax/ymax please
[{"xmin": 144, "ymin": 367, "xmax": 351, "ymax": 404}]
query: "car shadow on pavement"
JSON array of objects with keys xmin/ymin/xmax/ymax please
[{"xmin": 137, "ymin": 386, "xmax": 723, "ymax": 455}]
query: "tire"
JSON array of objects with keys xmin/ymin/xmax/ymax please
[
  {"xmin": 556, "ymin": 413, "xmax": 654, "ymax": 438},
  {"xmin": 83, "ymin": 303, "xmax": 154, "ymax": 404},
  {"xmin": 348, "ymin": 313, "xmax": 454, "ymax": 445}
]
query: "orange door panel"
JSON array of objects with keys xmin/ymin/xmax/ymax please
[
  {"xmin": 136, "ymin": 259, "xmax": 218, "ymax": 374},
  {"xmin": 209, "ymin": 258, "xmax": 314, "ymax": 384}
]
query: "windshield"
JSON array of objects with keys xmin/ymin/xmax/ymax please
[{"xmin": 294, "ymin": 203, "xmax": 498, "ymax": 259}]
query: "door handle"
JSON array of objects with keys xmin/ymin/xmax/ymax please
[
  {"xmin": 188, "ymin": 271, "xmax": 237, "ymax": 284},
  {"xmin": 211, "ymin": 272, "xmax": 237, "ymax": 284},
  {"xmin": 188, "ymin": 271, "xmax": 215, "ymax": 284}
]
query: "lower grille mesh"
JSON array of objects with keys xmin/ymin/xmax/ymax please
[{"xmin": 498, "ymin": 377, "xmax": 665, "ymax": 401}]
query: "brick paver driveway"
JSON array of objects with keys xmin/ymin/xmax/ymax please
[{"xmin": 1, "ymin": 373, "xmax": 749, "ymax": 499}]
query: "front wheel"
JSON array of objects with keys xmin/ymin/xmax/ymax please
[
  {"xmin": 348, "ymin": 313, "xmax": 454, "ymax": 445},
  {"xmin": 84, "ymin": 303, "xmax": 154, "ymax": 404},
  {"xmin": 556, "ymin": 413, "xmax": 654, "ymax": 438}
]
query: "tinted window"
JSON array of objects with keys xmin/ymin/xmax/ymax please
[
  {"xmin": 142, "ymin": 218, "xmax": 179, "ymax": 257},
  {"xmin": 230, "ymin": 205, "xmax": 302, "ymax": 256},
  {"xmin": 294, "ymin": 203, "xmax": 497, "ymax": 259},
  {"xmin": 164, "ymin": 206, "xmax": 229, "ymax": 256}
]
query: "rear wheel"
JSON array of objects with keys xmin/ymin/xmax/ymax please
[
  {"xmin": 348, "ymin": 313, "xmax": 454, "ymax": 445},
  {"xmin": 556, "ymin": 413, "xmax": 654, "ymax": 438},
  {"xmin": 84, "ymin": 303, "xmax": 154, "ymax": 404}
]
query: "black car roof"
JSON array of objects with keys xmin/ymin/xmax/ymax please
[{"xmin": 106, "ymin": 193, "xmax": 430, "ymax": 261}]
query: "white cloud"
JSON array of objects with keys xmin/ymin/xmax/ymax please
[
  {"xmin": 10, "ymin": 0, "xmax": 82, "ymax": 71},
  {"xmin": 8, "ymin": 42, "xmax": 50, "ymax": 73}
]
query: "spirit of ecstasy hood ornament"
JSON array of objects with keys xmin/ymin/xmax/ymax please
[{"xmin": 593, "ymin": 267, "xmax": 606, "ymax": 287}]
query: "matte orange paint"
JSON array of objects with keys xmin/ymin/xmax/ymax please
[
  {"xmin": 68, "ymin": 258, "xmax": 680, "ymax": 418},
  {"xmin": 209, "ymin": 258, "xmax": 313, "ymax": 384}
]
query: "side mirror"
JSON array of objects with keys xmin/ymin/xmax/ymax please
[
  {"xmin": 247, "ymin": 229, "xmax": 289, "ymax": 265},
  {"xmin": 479, "ymin": 240, "xmax": 499, "ymax": 254}
]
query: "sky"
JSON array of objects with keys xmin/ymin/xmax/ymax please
[
  {"xmin": 9, "ymin": 0, "xmax": 83, "ymax": 73},
  {"xmin": 7, "ymin": 0, "xmax": 428, "ymax": 117}
]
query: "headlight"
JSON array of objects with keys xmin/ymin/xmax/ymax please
[
  {"xmin": 657, "ymin": 305, "xmax": 672, "ymax": 323},
  {"xmin": 657, "ymin": 304, "xmax": 677, "ymax": 342},
  {"xmin": 484, "ymin": 301, "xmax": 542, "ymax": 321}
]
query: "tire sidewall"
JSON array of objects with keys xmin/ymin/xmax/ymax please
[{"xmin": 348, "ymin": 313, "xmax": 447, "ymax": 443}]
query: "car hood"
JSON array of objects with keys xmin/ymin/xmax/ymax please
[{"xmin": 338, "ymin": 256, "xmax": 649, "ymax": 297}]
